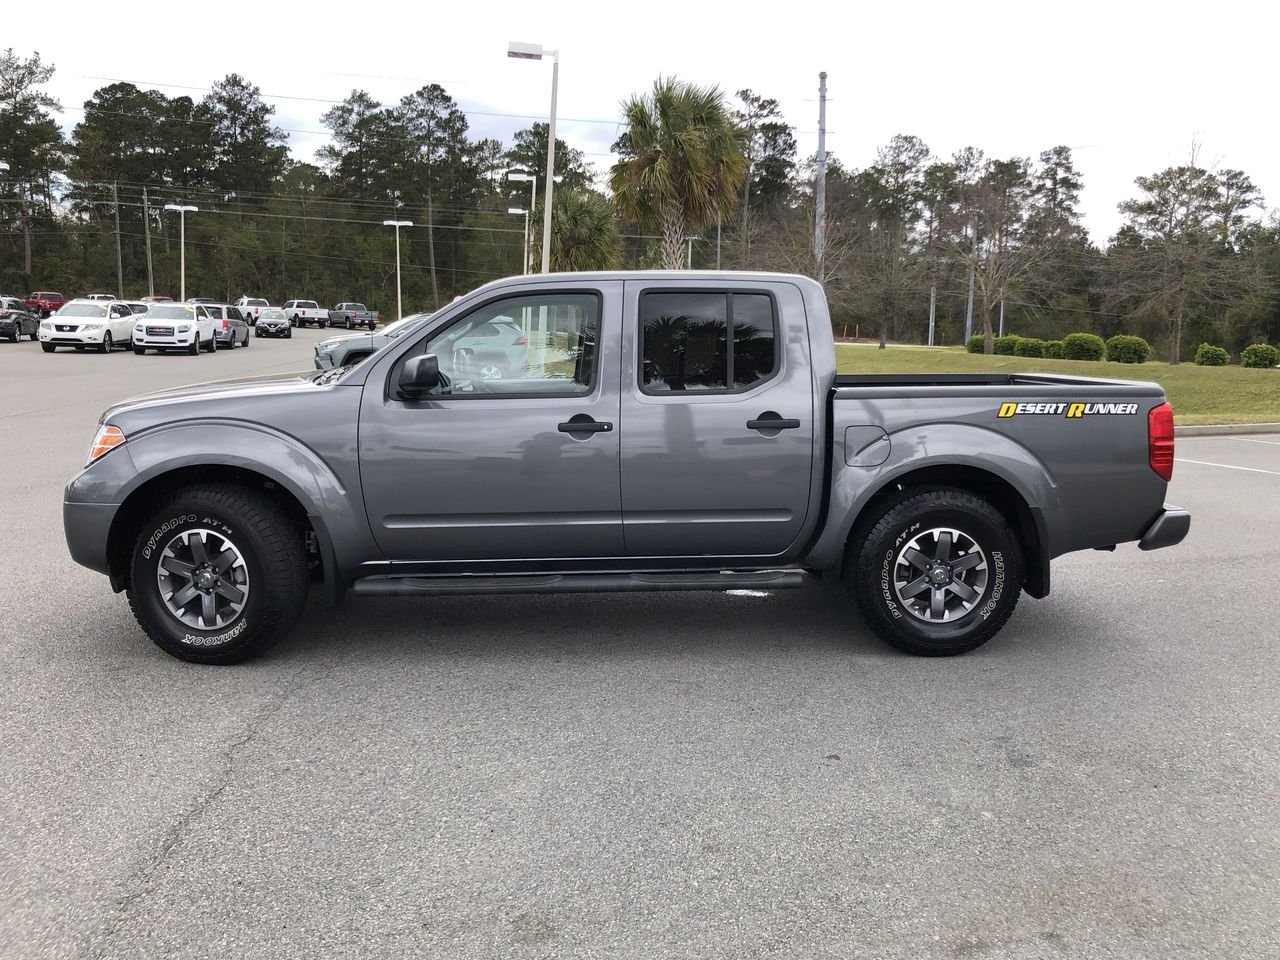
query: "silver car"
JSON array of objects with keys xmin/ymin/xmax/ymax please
[{"xmin": 206, "ymin": 304, "xmax": 251, "ymax": 348}]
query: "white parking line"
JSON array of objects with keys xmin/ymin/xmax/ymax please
[
  {"xmin": 1225, "ymin": 436, "xmax": 1280, "ymax": 446},
  {"xmin": 1175, "ymin": 458, "xmax": 1280, "ymax": 476}
]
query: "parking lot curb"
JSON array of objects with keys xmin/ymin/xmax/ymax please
[{"xmin": 1175, "ymin": 422, "xmax": 1280, "ymax": 437}]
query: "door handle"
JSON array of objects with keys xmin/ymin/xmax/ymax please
[
  {"xmin": 747, "ymin": 413, "xmax": 801, "ymax": 431},
  {"xmin": 558, "ymin": 415, "xmax": 613, "ymax": 434}
]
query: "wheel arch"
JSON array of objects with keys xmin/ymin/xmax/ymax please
[{"xmin": 843, "ymin": 465, "xmax": 1049, "ymax": 598}]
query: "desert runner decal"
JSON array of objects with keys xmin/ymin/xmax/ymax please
[{"xmin": 998, "ymin": 401, "xmax": 1140, "ymax": 418}]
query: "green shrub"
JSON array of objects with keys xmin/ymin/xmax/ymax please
[
  {"xmin": 1062, "ymin": 333, "xmax": 1106, "ymax": 361},
  {"xmin": 966, "ymin": 335, "xmax": 985, "ymax": 354},
  {"xmin": 1105, "ymin": 334, "xmax": 1151, "ymax": 364},
  {"xmin": 1013, "ymin": 337, "xmax": 1044, "ymax": 358},
  {"xmin": 1193, "ymin": 343, "xmax": 1230, "ymax": 366},
  {"xmin": 1240, "ymin": 343, "xmax": 1280, "ymax": 368},
  {"xmin": 993, "ymin": 335, "xmax": 1022, "ymax": 356},
  {"xmin": 1043, "ymin": 340, "xmax": 1064, "ymax": 360}
]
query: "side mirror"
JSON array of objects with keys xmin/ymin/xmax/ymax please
[{"xmin": 398, "ymin": 353, "xmax": 440, "ymax": 399}]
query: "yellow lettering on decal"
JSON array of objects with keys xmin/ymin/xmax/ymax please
[
  {"xmin": 1067, "ymin": 403, "xmax": 1086, "ymax": 418},
  {"xmin": 998, "ymin": 402, "xmax": 1017, "ymax": 418}
]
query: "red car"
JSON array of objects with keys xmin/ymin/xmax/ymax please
[{"xmin": 24, "ymin": 291, "xmax": 68, "ymax": 317}]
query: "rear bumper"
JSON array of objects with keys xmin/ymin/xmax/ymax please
[
  {"xmin": 1138, "ymin": 504, "xmax": 1191, "ymax": 551},
  {"xmin": 64, "ymin": 500, "xmax": 119, "ymax": 576}
]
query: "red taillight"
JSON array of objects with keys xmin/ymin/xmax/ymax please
[
  {"xmin": 514, "ymin": 335, "xmax": 528, "ymax": 345},
  {"xmin": 1148, "ymin": 402, "xmax": 1174, "ymax": 482},
  {"xmin": 221, "ymin": 319, "xmax": 228, "ymax": 330}
]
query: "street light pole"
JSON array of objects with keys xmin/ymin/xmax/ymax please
[
  {"xmin": 383, "ymin": 220, "xmax": 413, "ymax": 321},
  {"xmin": 508, "ymin": 42, "xmax": 559, "ymax": 273},
  {"xmin": 507, "ymin": 208, "xmax": 529, "ymax": 274},
  {"xmin": 164, "ymin": 204, "xmax": 197, "ymax": 301}
]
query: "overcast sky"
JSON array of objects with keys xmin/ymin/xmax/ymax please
[{"xmin": 12, "ymin": 0, "xmax": 1277, "ymax": 243}]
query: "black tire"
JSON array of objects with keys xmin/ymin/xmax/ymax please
[
  {"xmin": 242, "ymin": 331, "xmax": 249, "ymax": 347},
  {"xmin": 41, "ymin": 343, "xmax": 55, "ymax": 353},
  {"xmin": 291, "ymin": 315, "xmax": 299, "ymax": 327},
  {"xmin": 126, "ymin": 485, "xmax": 310, "ymax": 664},
  {"xmin": 285, "ymin": 329, "xmax": 292, "ymax": 338},
  {"xmin": 134, "ymin": 346, "xmax": 146, "ymax": 355},
  {"xmin": 845, "ymin": 487, "xmax": 1024, "ymax": 657},
  {"xmin": 98, "ymin": 332, "xmax": 112, "ymax": 354},
  {"xmin": 7, "ymin": 329, "xmax": 17, "ymax": 343},
  {"xmin": 188, "ymin": 338, "xmax": 200, "ymax": 356},
  {"xmin": 29, "ymin": 328, "xmax": 38, "ymax": 341}
]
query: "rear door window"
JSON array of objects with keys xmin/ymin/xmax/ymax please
[{"xmin": 639, "ymin": 291, "xmax": 778, "ymax": 393}]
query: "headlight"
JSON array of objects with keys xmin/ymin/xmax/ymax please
[
  {"xmin": 178, "ymin": 325, "xmax": 191, "ymax": 333},
  {"xmin": 81, "ymin": 324, "xmax": 103, "ymax": 331},
  {"xmin": 40, "ymin": 320, "xmax": 52, "ymax": 330},
  {"xmin": 135, "ymin": 324, "xmax": 144, "ymax": 332}
]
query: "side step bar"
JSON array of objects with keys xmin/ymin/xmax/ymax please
[{"xmin": 351, "ymin": 569, "xmax": 807, "ymax": 597}]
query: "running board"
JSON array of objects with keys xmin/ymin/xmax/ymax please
[{"xmin": 350, "ymin": 569, "xmax": 806, "ymax": 597}]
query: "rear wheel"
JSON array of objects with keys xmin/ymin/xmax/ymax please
[
  {"xmin": 126, "ymin": 485, "xmax": 310, "ymax": 664},
  {"xmin": 846, "ymin": 487, "xmax": 1024, "ymax": 656},
  {"xmin": 7, "ymin": 328, "xmax": 16, "ymax": 343},
  {"xmin": 28, "ymin": 328, "xmax": 38, "ymax": 341}
]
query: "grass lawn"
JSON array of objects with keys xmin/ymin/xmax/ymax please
[{"xmin": 834, "ymin": 343, "xmax": 1280, "ymax": 425}]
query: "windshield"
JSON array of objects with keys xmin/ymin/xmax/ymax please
[
  {"xmin": 245, "ymin": 299, "xmax": 268, "ymax": 307},
  {"xmin": 259, "ymin": 308, "xmax": 286, "ymax": 319},
  {"xmin": 57, "ymin": 302, "xmax": 109, "ymax": 318},
  {"xmin": 146, "ymin": 304, "xmax": 198, "ymax": 320}
]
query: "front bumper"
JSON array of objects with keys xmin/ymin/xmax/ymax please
[
  {"xmin": 314, "ymin": 351, "xmax": 339, "ymax": 370},
  {"xmin": 64, "ymin": 499, "xmax": 119, "ymax": 577},
  {"xmin": 257, "ymin": 324, "xmax": 290, "ymax": 337},
  {"xmin": 1138, "ymin": 504, "xmax": 1191, "ymax": 551},
  {"xmin": 133, "ymin": 330, "xmax": 198, "ymax": 348},
  {"xmin": 40, "ymin": 328, "xmax": 108, "ymax": 345}
]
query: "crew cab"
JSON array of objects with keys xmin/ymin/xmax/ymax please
[
  {"xmin": 329, "ymin": 303, "xmax": 377, "ymax": 330},
  {"xmin": 129, "ymin": 302, "xmax": 218, "ymax": 355},
  {"xmin": 40, "ymin": 299, "xmax": 137, "ymax": 353},
  {"xmin": 282, "ymin": 300, "xmax": 329, "ymax": 328},
  {"xmin": 25, "ymin": 291, "xmax": 68, "ymax": 317},
  {"xmin": 63, "ymin": 271, "xmax": 1189, "ymax": 665}
]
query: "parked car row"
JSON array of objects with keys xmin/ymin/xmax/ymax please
[{"xmin": 23, "ymin": 299, "xmax": 266, "ymax": 355}]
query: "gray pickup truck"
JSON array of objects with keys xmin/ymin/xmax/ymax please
[
  {"xmin": 328, "ymin": 302, "xmax": 377, "ymax": 330},
  {"xmin": 63, "ymin": 271, "xmax": 1189, "ymax": 664}
]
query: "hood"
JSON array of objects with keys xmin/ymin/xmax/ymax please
[
  {"xmin": 316, "ymin": 333, "xmax": 371, "ymax": 350},
  {"xmin": 100, "ymin": 369, "xmax": 333, "ymax": 424}
]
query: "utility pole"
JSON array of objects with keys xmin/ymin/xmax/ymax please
[
  {"xmin": 964, "ymin": 263, "xmax": 975, "ymax": 342},
  {"xmin": 142, "ymin": 186, "xmax": 155, "ymax": 297},
  {"xmin": 928, "ymin": 284, "xmax": 936, "ymax": 346},
  {"xmin": 998, "ymin": 298, "xmax": 1005, "ymax": 338},
  {"xmin": 814, "ymin": 71, "xmax": 828, "ymax": 282},
  {"xmin": 716, "ymin": 217, "xmax": 721, "ymax": 270},
  {"xmin": 111, "ymin": 182, "xmax": 124, "ymax": 299}
]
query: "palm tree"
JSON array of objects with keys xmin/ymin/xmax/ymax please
[
  {"xmin": 610, "ymin": 77, "xmax": 747, "ymax": 270},
  {"xmin": 532, "ymin": 190, "xmax": 622, "ymax": 271}
]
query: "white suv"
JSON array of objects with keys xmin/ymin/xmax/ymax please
[
  {"xmin": 130, "ymin": 303, "xmax": 218, "ymax": 355},
  {"xmin": 39, "ymin": 300, "xmax": 137, "ymax": 353}
]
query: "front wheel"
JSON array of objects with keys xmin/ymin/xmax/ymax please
[
  {"xmin": 41, "ymin": 343, "xmax": 55, "ymax": 353},
  {"xmin": 134, "ymin": 346, "xmax": 146, "ymax": 355},
  {"xmin": 845, "ymin": 487, "xmax": 1024, "ymax": 656},
  {"xmin": 99, "ymin": 333, "xmax": 113, "ymax": 354},
  {"xmin": 126, "ymin": 485, "xmax": 310, "ymax": 664},
  {"xmin": 7, "ymin": 329, "xmax": 17, "ymax": 344}
]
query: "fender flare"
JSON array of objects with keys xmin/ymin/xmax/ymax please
[
  {"xmin": 803, "ymin": 423, "xmax": 1063, "ymax": 580},
  {"xmin": 101, "ymin": 420, "xmax": 377, "ymax": 591}
]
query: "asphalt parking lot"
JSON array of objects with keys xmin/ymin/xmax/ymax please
[{"xmin": 1, "ymin": 331, "xmax": 1277, "ymax": 960}]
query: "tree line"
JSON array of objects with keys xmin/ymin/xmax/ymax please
[{"xmin": 1, "ymin": 48, "xmax": 1276, "ymax": 361}]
